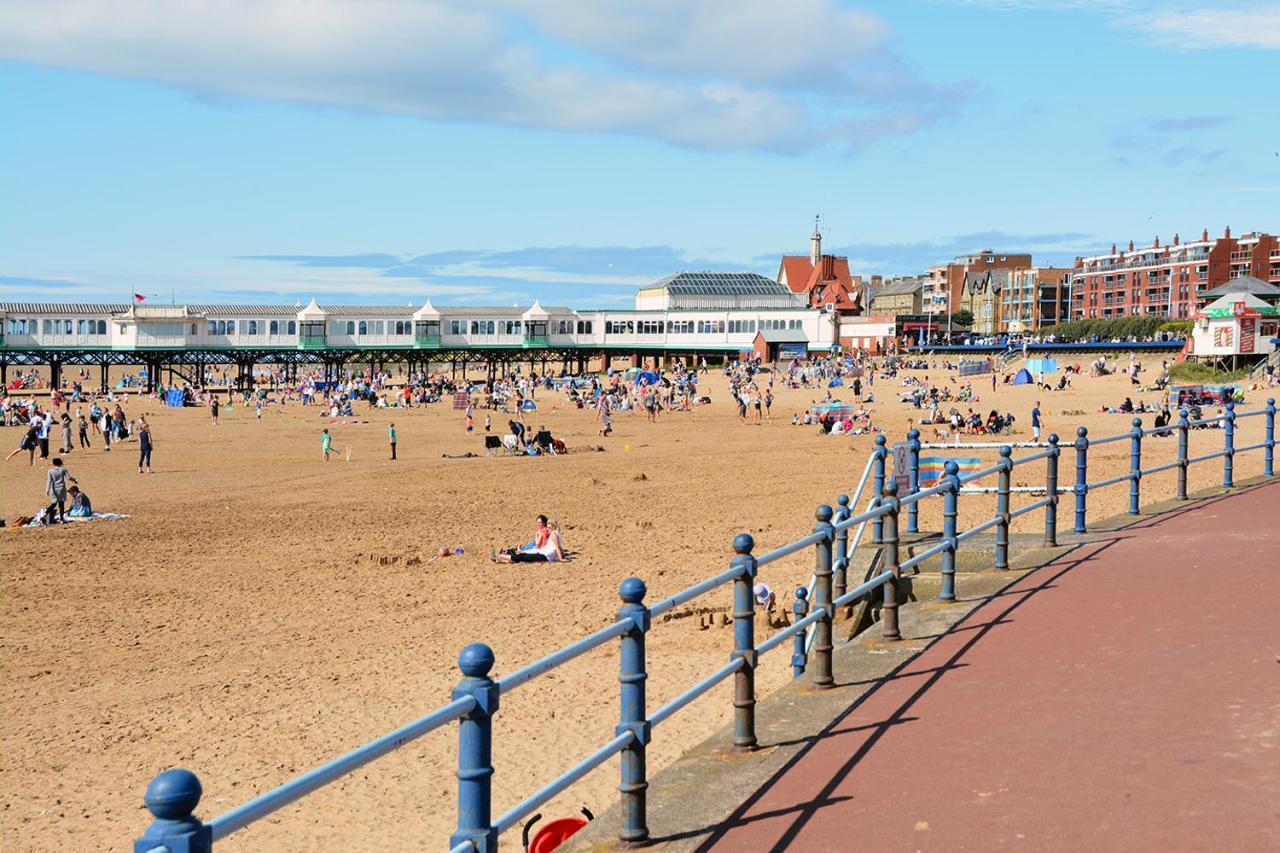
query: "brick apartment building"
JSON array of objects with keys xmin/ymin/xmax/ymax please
[
  {"xmin": 1071, "ymin": 227, "xmax": 1280, "ymax": 321},
  {"xmin": 1004, "ymin": 267, "xmax": 1072, "ymax": 331}
]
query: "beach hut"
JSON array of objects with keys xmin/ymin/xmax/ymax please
[{"xmin": 1190, "ymin": 291, "xmax": 1280, "ymax": 369}]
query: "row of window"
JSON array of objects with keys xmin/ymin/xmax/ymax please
[{"xmin": 5, "ymin": 319, "xmax": 112, "ymax": 336}]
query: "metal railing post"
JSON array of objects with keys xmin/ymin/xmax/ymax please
[
  {"xmin": 994, "ymin": 446, "xmax": 1012, "ymax": 570},
  {"xmin": 833, "ymin": 494, "xmax": 850, "ymax": 605},
  {"xmin": 871, "ymin": 435, "xmax": 887, "ymax": 544},
  {"xmin": 729, "ymin": 537, "xmax": 757, "ymax": 752},
  {"xmin": 1266, "ymin": 398, "xmax": 1276, "ymax": 477},
  {"xmin": 906, "ymin": 428, "xmax": 921, "ymax": 533},
  {"xmin": 881, "ymin": 486, "xmax": 902, "ymax": 641},
  {"xmin": 811, "ymin": 504, "xmax": 835, "ymax": 688},
  {"xmin": 617, "ymin": 578, "xmax": 651, "ymax": 843},
  {"xmin": 1223, "ymin": 400, "xmax": 1235, "ymax": 488},
  {"xmin": 133, "ymin": 769, "xmax": 211, "ymax": 853},
  {"xmin": 1129, "ymin": 417, "xmax": 1143, "ymax": 515},
  {"xmin": 940, "ymin": 461, "xmax": 959, "ymax": 602},
  {"xmin": 790, "ymin": 587, "xmax": 809, "ymax": 678},
  {"xmin": 1177, "ymin": 409, "xmax": 1190, "ymax": 500},
  {"xmin": 1074, "ymin": 426, "xmax": 1089, "ymax": 533},
  {"xmin": 451, "ymin": 643, "xmax": 498, "ymax": 853},
  {"xmin": 1045, "ymin": 434, "xmax": 1060, "ymax": 546}
]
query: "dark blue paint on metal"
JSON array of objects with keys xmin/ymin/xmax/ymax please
[
  {"xmin": 617, "ymin": 577, "xmax": 650, "ymax": 843},
  {"xmin": 1177, "ymin": 409, "xmax": 1190, "ymax": 500},
  {"xmin": 880, "ymin": 486, "xmax": 902, "ymax": 640},
  {"xmin": 1223, "ymin": 400, "xmax": 1235, "ymax": 487},
  {"xmin": 906, "ymin": 428, "xmax": 921, "ymax": 533},
  {"xmin": 134, "ymin": 768, "xmax": 211, "ymax": 853},
  {"xmin": 730, "ymin": 536, "xmax": 758, "ymax": 752},
  {"xmin": 1129, "ymin": 417, "xmax": 1143, "ymax": 515},
  {"xmin": 940, "ymin": 461, "xmax": 959, "ymax": 602},
  {"xmin": 833, "ymin": 494, "xmax": 850, "ymax": 604},
  {"xmin": 811, "ymin": 505, "xmax": 835, "ymax": 688},
  {"xmin": 872, "ymin": 434, "xmax": 887, "ymax": 544},
  {"xmin": 451, "ymin": 643, "xmax": 498, "ymax": 853},
  {"xmin": 1045, "ymin": 434, "xmax": 1060, "ymax": 546},
  {"xmin": 994, "ymin": 446, "xmax": 1012, "ymax": 570},
  {"xmin": 1267, "ymin": 398, "xmax": 1276, "ymax": 478},
  {"xmin": 1074, "ymin": 426, "xmax": 1090, "ymax": 533},
  {"xmin": 791, "ymin": 587, "xmax": 809, "ymax": 678}
]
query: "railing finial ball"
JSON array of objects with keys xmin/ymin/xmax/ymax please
[
  {"xmin": 1048, "ymin": 433, "xmax": 1059, "ymax": 445},
  {"xmin": 619, "ymin": 576, "xmax": 647, "ymax": 603},
  {"xmin": 999, "ymin": 445, "xmax": 1013, "ymax": 458},
  {"xmin": 944, "ymin": 460, "xmax": 959, "ymax": 475},
  {"xmin": 836, "ymin": 493, "xmax": 850, "ymax": 508},
  {"xmin": 458, "ymin": 643, "xmax": 495, "ymax": 678},
  {"xmin": 144, "ymin": 768, "xmax": 202, "ymax": 821},
  {"xmin": 875, "ymin": 434, "xmax": 886, "ymax": 447},
  {"xmin": 815, "ymin": 503, "xmax": 833, "ymax": 523},
  {"xmin": 1132, "ymin": 417, "xmax": 1143, "ymax": 428},
  {"xmin": 794, "ymin": 586, "xmax": 808, "ymax": 600},
  {"xmin": 731, "ymin": 533, "xmax": 754, "ymax": 555},
  {"xmin": 1077, "ymin": 425, "xmax": 1089, "ymax": 437}
]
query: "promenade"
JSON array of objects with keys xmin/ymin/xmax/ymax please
[{"xmin": 695, "ymin": 481, "xmax": 1280, "ymax": 852}]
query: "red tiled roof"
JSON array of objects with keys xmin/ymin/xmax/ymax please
[{"xmin": 778, "ymin": 256, "xmax": 814, "ymax": 294}]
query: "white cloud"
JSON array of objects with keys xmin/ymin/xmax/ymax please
[
  {"xmin": 0, "ymin": 0, "xmax": 959, "ymax": 152},
  {"xmin": 1148, "ymin": 9, "xmax": 1280, "ymax": 50}
]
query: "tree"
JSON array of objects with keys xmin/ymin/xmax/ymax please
[{"xmin": 951, "ymin": 309, "xmax": 974, "ymax": 328}]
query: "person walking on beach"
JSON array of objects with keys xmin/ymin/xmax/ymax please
[
  {"xmin": 321, "ymin": 428, "xmax": 333, "ymax": 462},
  {"xmin": 1031, "ymin": 401, "xmax": 1043, "ymax": 442},
  {"xmin": 388, "ymin": 422, "xmax": 397, "ymax": 460},
  {"xmin": 465, "ymin": 403, "xmax": 475, "ymax": 433},
  {"xmin": 44, "ymin": 457, "xmax": 77, "ymax": 524},
  {"xmin": 36, "ymin": 410, "xmax": 51, "ymax": 460},
  {"xmin": 137, "ymin": 416, "xmax": 154, "ymax": 473},
  {"xmin": 77, "ymin": 412, "xmax": 90, "ymax": 449},
  {"xmin": 5, "ymin": 422, "xmax": 39, "ymax": 465},
  {"xmin": 211, "ymin": 395, "xmax": 220, "ymax": 425},
  {"xmin": 59, "ymin": 413, "xmax": 74, "ymax": 453}
]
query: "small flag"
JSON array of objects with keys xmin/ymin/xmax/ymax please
[{"xmin": 134, "ymin": 293, "xmax": 147, "ymax": 302}]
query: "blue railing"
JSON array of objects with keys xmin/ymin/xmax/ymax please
[{"xmin": 132, "ymin": 398, "xmax": 1277, "ymax": 853}]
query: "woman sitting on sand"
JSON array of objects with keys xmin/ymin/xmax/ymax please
[{"xmin": 493, "ymin": 517, "xmax": 564, "ymax": 564}]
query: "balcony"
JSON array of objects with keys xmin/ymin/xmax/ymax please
[{"xmin": 298, "ymin": 333, "xmax": 327, "ymax": 350}]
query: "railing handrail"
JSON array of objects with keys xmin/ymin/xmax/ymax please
[{"xmin": 132, "ymin": 397, "xmax": 1277, "ymax": 852}]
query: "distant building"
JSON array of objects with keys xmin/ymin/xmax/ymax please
[
  {"xmin": 869, "ymin": 276, "xmax": 924, "ymax": 318},
  {"xmin": 776, "ymin": 221, "xmax": 865, "ymax": 313},
  {"xmin": 1002, "ymin": 267, "xmax": 1072, "ymax": 332},
  {"xmin": 959, "ymin": 270, "xmax": 1009, "ymax": 336},
  {"xmin": 1070, "ymin": 227, "xmax": 1280, "ymax": 321},
  {"xmin": 634, "ymin": 271, "xmax": 803, "ymax": 311},
  {"xmin": 924, "ymin": 250, "xmax": 1033, "ymax": 318}
]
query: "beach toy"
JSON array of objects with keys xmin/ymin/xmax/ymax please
[
  {"xmin": 624, "ymin": 444, "xmax": 633, "ymax": 452},
  {"xmin": 437, "ymin": 546, "xmax": 451, "ymax": 558},
  {"xmin": 454, "ymin": 548, "xmax": 464, "ymax": 556}
]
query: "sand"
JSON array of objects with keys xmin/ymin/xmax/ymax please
[{"xmin": 0, "ymin": 363, "xmax": 1272, "ymax": 851}]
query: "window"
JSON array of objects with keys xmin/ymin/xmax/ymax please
[
  {"xmin": 470, "ymin": 321, "xmax": 480, "ymax": 334},
  {"xmin": 226, "ymin": 320, "xmax": 236, "ymax": 335},
  {"xmin": 374, "ymin": 321, "xmax": 384, "ymax": 335},
  {"xmin": 451, "ymin": 320, "xmax": 462, "ymax": 335},
  {"xmin": 248, "ymin": 320, "xmax": 258, "ymax": 335},
  {"xmin": 43, "ymin": 319, "xmax": 52, "ymax": 334},
  {"xmin": 288, "ymin": 321, "xmax": 296, "ymax": 335},
  {"xmin": 191, "ymin": 324, "xmax": 197, "ymax": 335},
  {"xmin": 357, "ymin": 321, "xmax": 368, "ymax": 335},
  {"xmin": 270, "ymin": 320, "xmax": 279, "ymax": 335},
  {"xmin": 77, "ymin": 320, "xmax": 86, "ymax": 335},
  {"xmin": 487, "ymin": 321, "xmax": 495, "ymax": 334},
  {"xmin": 575, "ymin": 320, "xmax": 593, "ymax": 334},
  {"xmin": 98, "ymin": 320, "xmax": 107, "ymax": 335}
]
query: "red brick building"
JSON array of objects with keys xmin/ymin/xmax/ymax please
[
  {"xmin": 1071, "ymin": 227, "xmax": 1279, "ymax": 321},
  {"xmin": 777, "ymin": 223, "xmax": 864, "ymax": 313}
]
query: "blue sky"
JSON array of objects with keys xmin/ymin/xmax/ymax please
[{"xmin": 1, "ymin": 0, "xmax": 1277, "ymax": 307}]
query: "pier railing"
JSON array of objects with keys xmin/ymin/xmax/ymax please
[{"xmin": 133, "ymin": 399, "xmax": 1276, "ymax": 853}]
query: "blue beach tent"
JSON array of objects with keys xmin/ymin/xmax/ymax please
[{"xmin": 1012, "ymin": 368, "xmax": 1034, "ymax": 385}]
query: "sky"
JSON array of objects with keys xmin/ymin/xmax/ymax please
[{"xmin": 1, "ymin": 0, "xmax": 1277, "ymax": 308}]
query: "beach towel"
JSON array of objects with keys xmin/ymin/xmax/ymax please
[
  {"xmin": 918, "ymin": 457, "xmax": 981, "ymax": 487},
  {"xmin": 23, "ymin": 512, "xmax": 130, "ymax": 528}
]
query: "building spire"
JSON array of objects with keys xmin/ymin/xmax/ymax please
[{"xmin": 810, "ymin": 215, "xmax": 822, "ymax": 265}]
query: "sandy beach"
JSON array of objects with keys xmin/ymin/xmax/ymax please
[{"xmin": 0, "ymin": 362, "xmax": 1271, "ymax": 851}]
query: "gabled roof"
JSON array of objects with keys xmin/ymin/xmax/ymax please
[
  {"xmin": 1199, "ymin": 292, "xmax": 1279, "ymax": 318},
  {"xmin": 778, "ymin": 256, "xmax": 815, "ymax": 293},
  {"xmin": 1199, "ymin": 276, "xmax": 1280, "ymax": 300}
]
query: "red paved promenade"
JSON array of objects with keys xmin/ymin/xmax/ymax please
[{"xmin": 702, "ymin": 482, "xmax": 1280, "ymax": 852}]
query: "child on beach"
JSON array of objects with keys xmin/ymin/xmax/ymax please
[
  {"xmin": 321, "ymin": 428, "xmax": 332, "ymax": 461},
  {"xmin": 465, "ymin": 404, "xmax": 474, "ymax": 432},
  {"xmin": 388, "ymin": 422, "xmax": 397, "ymax": 460}
]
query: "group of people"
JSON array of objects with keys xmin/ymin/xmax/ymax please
[{"xmin": 492, "ymin": 515, "xmax": 566, "ymax": 563}]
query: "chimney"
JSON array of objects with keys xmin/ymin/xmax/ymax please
[
  {"xmin": 1202, "ymin": 228, "xmax": 1208, "ymax": 241},
  {"xmin": 1111, "ymin": 242, "xmax": 1117, "ymax": 255},
  {"xmin": 1154, "ymin": 235, "xmax": 1160, "ymax": 248},
  {"xmin": 1128, "ymin": 240, "xmax": 1135, "ymax": 252},
  {"xmin": 821, "ymin": 254, "xmax": 835, "ymax": 279},
  {"xmin": 1224, "ymin": 225, "xmax": 1231, "ymax": 239},
  {"xmin": 1173, "ymin": 233, "xmax": 1180, "ymax": 246}
]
